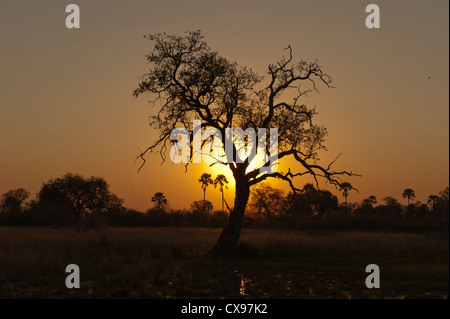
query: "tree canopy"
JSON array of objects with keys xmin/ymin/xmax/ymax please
[
  {"xmin": 134, "ymin": 30, "xmax": 358, "ymax": 248},
  {"xmin": 38, "ymin": 173, "xmax": 124, "ymax": 220},
  {"xmin": 0, "ymin": 188, "xmax": 29, "ymax": 213}
]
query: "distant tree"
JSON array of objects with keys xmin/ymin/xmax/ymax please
[
  {"xmin": 191, "ymin": 200, "xmax": 214, "ymax": 214},
  {"xmin": 0, "ymin": 188, "xmax": 30, "ymax": 213},
  {"xmin": 378, "ymin": 196, "xmax": 403, "ymax": 221},
  {"xmin": 199, "ymin": 173, "xmax": 214, "ymax": 202},
  {"xmin": 440, "ymin": 187, "xmax": 449, "ymax": 196},
  {"xmin": 214, "ymin": 174, "xmax": 229, "ymax": 212},
  {"xmin": 249, "ymin": 183, "xmax": 285, "ymax": 223},
  {"xmin": 151, "ymin": 192, "xmax": 168, "ymax": 212},
  {"xmin": 362, "ymin": 195, "xmax": 377, "ymax": 208},
  {"xmin": 402, "ymin": 188, "xmax": 416, "ymax": 205},
  {"xmin": 439, "ymin": 187, "xmax": 449, "ymax": 206},
  {"xmin": 427, "ymin": 195, "xmax": 439, "ymax": 211},
  {"xmin": 383, "ymin": 196, "xmax": 400, "ymax": 207},
  {"xmin": 290, "ymin": 183, "xmax": 339, "ymax": 217},
  {"xmin": 437, "ymin": 187, "xmax": 449, "ymax": 218},
  {"xmin": 133, "ymin": 30, "xmax": 357, "ymax": 249},
  {"xmin": 340, "ymin": 182, "xmax": 353, "ymax": 206},
  {"xmin": 38, "ymin": 173, "xmax": 124, "ymax": 221}
]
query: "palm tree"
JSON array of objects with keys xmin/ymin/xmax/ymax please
[
  {"xmin": 214, "ymin": 174, "xmax": 229, "ymax": 212},
  {"xmin": 340, "ymin": 182, "xmax": 352, "ymax": 206},
  {"xmin": 402, "ymin": 188, "xmax": 416, "ymax": 205},
  {"xmin": 199, "ymin": 173, "xmax": 214, "ymax": 202},
  {"xmin": 151, "ymin": 192, "xmax": 167, "ymax": 212}
]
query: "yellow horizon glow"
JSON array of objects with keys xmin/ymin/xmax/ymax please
[{"xmin": 0, "ymin": 1, "xmax": 448, "ymax": 212}]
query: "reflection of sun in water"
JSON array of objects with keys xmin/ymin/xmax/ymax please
[{"xmin": 239, "ymin": 274, "xmax": 250, "ymax": 297}]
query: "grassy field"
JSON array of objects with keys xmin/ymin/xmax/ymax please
[{"xmin": 0, "ymin": 227, "xmax": 448, "ymax": 299}]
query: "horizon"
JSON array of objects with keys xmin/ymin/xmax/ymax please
[{"xmin": 0, "ymin": 0, "xmax": 448, "ymax": 212}]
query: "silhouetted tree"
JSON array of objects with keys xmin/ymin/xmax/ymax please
[
  {"xmin": 151, "ymin": 192, "xmax": 168, "ymax": 212},
  {"xmin": 427, "ymin": 195, "xmax": 439, "ymax": 211},
  {"xmin": 191, "ymin": 200, "xmax": 214, "ymax": 214},
  {"xmin": 383, "ymin": 196, "xmax": 400, "ymax": 207},
  {"xmin": 214, "ymin": 174, "xmax": 229, "ymax": 212},
  {"xmin": 439, "ymin": 187, "xmax": 449, "ymax": 207},
  {"xmin": 288, "ymin": 183, "xmax": 339, "ymax": 218},
  {"xmin": 199, "ymin": 173, "xmax": 213, "ymax": 202},
  {"xmin": 362, "ymin": 195, "xmax": 377, "ymax": 208},
  {"xmin": 134, "ymin": 31, "xmax": 357, "ymax": 249},
  {"xmin": 340, "ymin": 182, "xmax": 353, "ymax": 206},
  {"xmin": 402, "ymin": 188, "xmax": 416, "ymax": 205},
  {"xmin": 378, "ymin": 196, "xmax": 403, "ymax": 221},
  {"xmin": 38, "ymin": 173, "xmax": 124, "ymax": 221},
  {"xmin": 0, "ymin": 188, "xmax": 29, "ymax": 213},
  {"xmin": 436, "ymin": 187, "xmax": 449, "ymax": 219},
  {"xmin": 249, "ymin": 183, "xmax": 285, "ymax": 224}
]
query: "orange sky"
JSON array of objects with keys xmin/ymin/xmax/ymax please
[{"xmin": 0, "ymin": 0, "xmax": 448, "ymax": 211}]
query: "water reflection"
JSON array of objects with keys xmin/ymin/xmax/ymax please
[
  {"xmin": 239, "ymin": 276, "xmax": 250, "ymax": 297},
  {"xmin": 235, "ymin": 270, "xmax": 250, "ymax": 297}
]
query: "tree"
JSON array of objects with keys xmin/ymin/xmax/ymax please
[
  {"xmin": 340, "ymin": 182, "xmax": 353, "ymax": 206},
  {"xmin": 379, "ymin": 196, "xmax": 403, "ymax": 220},
  {"xmin": 434, "ymin": 187, "xmax": 449, "ymax": 218},
  {"xmin": 191, "ymin": 200, "xmax": 214, "ymax": 214},
  {"xmin": 38, "ymin": 173, "xmax": 124, "ymax": 220},
  {"xmin": 383, "ymin": 196, "xmax": 400, "ymax": 207},
  {"xmin": 439, "ymin": 187, "xmax": 449, "ymax": 201},
  {"xmin": 303, "ymin": 183, "xmax": 338, "ymax": 217},
  {"xmin": 287, "ymin": 183, "xmax": 338, "ymax": 218},
  {"xmin": 0, "ymin": 188, "xmax": 30, "ymax": 213},
  {"xmin": 133, "ymin": 31, "xmax": 357, "ymax": 249},
  {"xmin": 249, "ymin": 183, "xmax": 285, "ymax": 223},
  {"xmin": 439, "ymin": 187, "xmax": 449, "ymax": 208},
  {"xmin": 402, "ymin": 188, "xmax": 416, "ymax": 205},
  {"xmin": 151, "ymin": 192, "xmax": 168, "ymax": 212},
  {"xmin": 362, "ymin": 195, "xmax": 377, "ymax": 208},
  {"xmin": 199, "ymin": 173, "xmax": 214, "ymax": 202},
  {"xmin": 214, "ymin": 174, "xmax": 229, "ymax": 212},
  {"xmin": 427, "ymin": 195, "xmax": 439, "ymax": 211}
]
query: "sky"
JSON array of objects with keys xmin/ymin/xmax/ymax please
[{"xmin": 0, "ymin": 0, "xmax": 448, "ymax": 211}]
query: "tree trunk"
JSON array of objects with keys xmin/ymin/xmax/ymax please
[
  {"xmin": 203, "ymin": 188, "xmax": 206, "ymax": 214},
  {"xmin": 221, "ymin": 190, "xmax": 224, "ymax": 212},
  {"xmin": 211, "ymin": 176, "xmax": 250, "ymax": 251}
]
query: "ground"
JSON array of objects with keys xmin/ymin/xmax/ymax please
[{"xmin": 0, "ymin": 227, "xmax": 448, "ymax": 298}]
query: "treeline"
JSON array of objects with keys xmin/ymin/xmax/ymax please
[
  {"xmin": 243, "ymin": 183, "xmax": 449, "ymax": 233},
  {"xmin": 0, "ymin": 173, "xmax": 448, "ymax": 233}
]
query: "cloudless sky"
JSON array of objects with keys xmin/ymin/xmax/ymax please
[{"xmin": 0, "ymin": 0, "xmax": 448, "ymax": 211}]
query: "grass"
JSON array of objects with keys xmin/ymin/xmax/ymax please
[{"xmin": 0, "ymin": 227, "xmax": 448, "ymax": 298}]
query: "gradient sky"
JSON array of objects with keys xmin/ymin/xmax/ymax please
[{"xmin": 0, "ymin": 0, "xmax": 448, "ymax": 211}]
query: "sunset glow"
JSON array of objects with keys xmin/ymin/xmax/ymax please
[{"xmin": 0, "ymin": 0, "xmax": 448, "ymax": 212}]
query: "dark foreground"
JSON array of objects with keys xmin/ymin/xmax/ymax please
[{"xmin": 0, "ymin": 227, "xmax": 448, "ymax": 298}]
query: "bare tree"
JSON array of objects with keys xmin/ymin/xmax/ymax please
[{"xmin": 133, "ymin": 31, "xmax": 358, "ymax": 250}]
